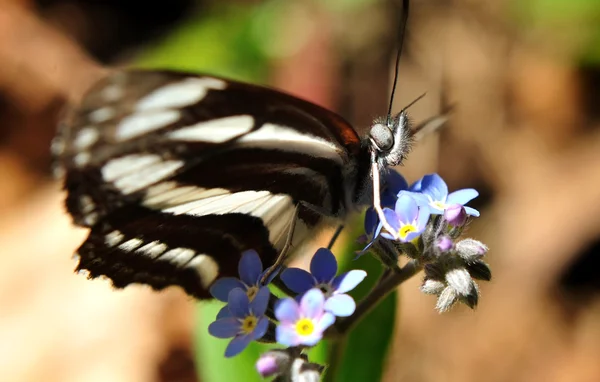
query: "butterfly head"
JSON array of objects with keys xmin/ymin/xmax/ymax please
[{"xmin": 368, "ymin": 110, "xmax": 413, "ymax": 168}]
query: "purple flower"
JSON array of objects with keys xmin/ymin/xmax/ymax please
[
  {"xmin": 280, "ymin": 248, "xmax": 366, "ymax": 317},
  {"xmin": 410, "ymin": 173, "xmax": 479, "ymax": 217},
  {"xmin": 381, "ymin": 192, "xmax": 431, "ymax": 242},
  {"xmin": 210, "ymin": 249, "xmax": 277, "ymax": 303},
  {"xmin": 208, "ymin": 287, "xmax": 270, "ymax": 357},
  {"xmin": 275, "ymin": 289, "xmax": 335, "ymax": 347}
]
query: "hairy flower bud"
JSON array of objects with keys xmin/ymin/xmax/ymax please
[
  {"xmin": 436, "ymin": 286, "xmax": 458, "ymax": 313},
  {"xmin": 256, "ymin": 354, "xmax": 280, "ymax": 378},
  {"xmin": 445, "ymin": 268, "xmax": 474, "ymax": 296},
  {"xmin": 456, "ymin": 239, "xmax": 488, "ymax": 262},
  {"xmin": 421, "ymin": 279, "xmax": 445, "ymax": 295}
]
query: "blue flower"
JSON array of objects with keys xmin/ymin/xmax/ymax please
[
  {"xmin": 381, "ymin": 192, "xmax": 431, "ymax": 242},
  {"xmin": 275, "ymin": 289, "xmax": 335, "ymax": 347},
  {"xmin": 280, "ymin": 248, "xmax": 366, "ymax": 317},
  {"xmin": 410, "ymin": 173, "xmax": 479, "ymax": 217},
  {"xmin": 208, "ymin": 287, "xmax": 270, "ymax": 357},
  {"xmin": 210, "ymin": 249, "xmax": 277, "ymax": 303}
]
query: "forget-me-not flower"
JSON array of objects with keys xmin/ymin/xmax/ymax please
[
  {"xmin": 208, "ymin": 287, "xmax": 270, "ymax": 357},
  {"xmin": 410, "ymin": 173, "xmax": 479, "ymax": 217},
  {"xmin": 382, "ymin": 191, "xmax": 431, "ymax": 243},
  {"xmin": 210, "ymin": 249, "xmax": 277, "ymax": 303},
  {"xmin": 280, "ymin": 248, "xmax": 366, "ymax": 317},
  {"xmin": 275, "ymin": 288, "xmax": 335, "ymax": 347}
]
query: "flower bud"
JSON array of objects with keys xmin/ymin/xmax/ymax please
[
  {"xmin": 435, "ymin": 235, "xmax": 454, "ymax": 254},
  {"xmin": 445, "ymin": 268, "xmax": 474, "ymax": 296},
  {"xmin": 421, "ymin": 279, "xmax": 445, "ymax": 295},
  {"xmin": 444, "ymin": 204, "xmax": 467, "ymax": 227},
  {"xmin": 456, "ymin": 238, "xmax": 488, "ymax": 261},
  {"xmin": 256, "ymin": 354, "xmax": 279, "ymax": 378},
  {"xmin": 460, "ymin": 283, "xmax": 479, "ymax": 309},
  {"xmin": 436, "ymin": 286, "xmax": 458, "ymax": 313}
]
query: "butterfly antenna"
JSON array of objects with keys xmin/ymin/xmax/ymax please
[{"xmin": 386, "ymin": 0, "xmax": 410, "ymax": 127}]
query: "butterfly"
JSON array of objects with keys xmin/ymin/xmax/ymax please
[{"xmin": 51, "ymin": 1, "xmax": 439, "ymax": 300}]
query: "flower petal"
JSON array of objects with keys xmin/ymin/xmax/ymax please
[
  {"xmin": 415, "ymin": 205, "xmax": 432, "ymax": 231},
  {"xmin": 209, "ymin": 278, "xmax": 245, "ymax": 302},
  {"xmin": 225, "ymin": 334, "xmax": 253, "ymax": 358},
  {"xmin": 383, "ymin": 208, "xmax": 400, "ymax": 232},
  {"xmin": 364, "ymin": 208, "xmax": 380, "ymax": 237},
  {"xmin": 216, "ymin": 305, "xmax": 232, "ymax": 319},
  {"xmin": 409, "ymin": 177, "xmax": 423, "ymax": 192},
  {"xmin": 464, "ymin": 206, "xmax": 480, "ymax": 217},
  {"xmin": 300, "ymin": 289, "xmax": 325, "ymax": 319},
  {"xmin": 280, "ymin": 268, "xmax": 315, "ymax": 294},
  {"xmin": 332, "ymin": 270, "xmax": 367, "ymax": 293},
  {"xmin": 276, "ymin": 324, "xmax": 300, "ymax": 347},
  {"xmin": 324, "ymin": 294, "xmax": 356, "ymax": 317},
  {"xmin": 447, "ymin": 188, "xmax": 478, "ymax": 206},
  {"xmin": 250, "ymin": 286, "xmax": 271, "ymax": 316},
  {"xmin": 228, "ymin": 288, "xmax": 250, "ymax": 318},
  {"xmin": 408, "ymin": 192, "xmax": 431, "ymax": 209},
  {"xmin": 208, "ymin": 318, "xmax": 240, "ymax": 338},
  {"xmin": 394, "ymin": 192, "xmax": 419, "ymax": 223},
  {"xmin": 315, "ymin": 311, "xmax": 336, "ymax": 333},
  {"xmin": 402, "ymin": 230, "xmax": 421, "ymax": 243},
  {"xmin": 310, "ymin": 248, "xmax": 337, "ymax": 283},
  {"xmin": 274, "ymin": 298, "xmax": 300, "ymax": 324},
  {"xmin": 253, "ymin": 317, "xmax": 269, "ymax": 340},
  {"xmin": 384, "ymin": 170, "xmax": 408, "ymax": 197},
  {"xmin": 420, "ymin": 173, "xmax": 448, "ymax": 201},
  {"xmin": 298, "ymin": 331, "xmax": 323, "ymax": 347},
  {"xmin": 356, "ymin": 232, "xmax": 379, "ymax": 258},
  {"xmin": 238, "ymin": 249, "xmax": 263, "ymax": 285},
  {"xmin": 381, "ymin": 232, "xmax": 396, "ymax": 240}
]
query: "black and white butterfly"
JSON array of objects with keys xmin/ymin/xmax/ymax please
[{"xmin": 51, "ymin": 1, "xmax": 437, "ymax": 300}]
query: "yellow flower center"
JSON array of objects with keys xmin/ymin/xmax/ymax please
[
  {"xmin": 295, "ymin": 318, "xmax": 315, "ymax": 336},
  {"xmin": 398, "ymin": 224, "xmax": 417, "ymax": 239},
  {"xmin": 432, "ymin": 201, "xmax": 446, "ymax": 210},
  {"xmin": 246, "ymin": 286, "xmax": 259, "ymax": 301},
  {"xmin": 240, "ymin": 315, "xmax": 258, "ymax": 334}
]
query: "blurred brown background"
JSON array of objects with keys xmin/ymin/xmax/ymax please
[{"xmin": 1, "ymin": 0, "xmax": 599, "ymax": 381}]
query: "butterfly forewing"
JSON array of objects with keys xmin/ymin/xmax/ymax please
[{"xmin": 54, "ymin": 69, "xmax": 367, "ymax": 298}]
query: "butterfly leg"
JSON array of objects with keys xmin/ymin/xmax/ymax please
[
  {"xmin": 327, "ymin": 224, "xmax": 345, "ymax": 250},
  {"xmin": 259, "ymin": 205, "xmax": 299, "ymax": 284}
]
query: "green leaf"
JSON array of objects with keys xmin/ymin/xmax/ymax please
[
  {"xmin": 324, "ymin": 216, "xmax": 397, "ymax": 382},
  {"xmin": 134, "ymin": 5, "xmax": 268, "ymax": 82}
]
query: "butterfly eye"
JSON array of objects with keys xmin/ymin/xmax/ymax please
[{"xmin": 368, "ymin": 123, "xmax": 394, "ymax": 152}]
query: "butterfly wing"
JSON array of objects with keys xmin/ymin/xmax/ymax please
[{"xmin": 53, "ymin": 69, "xmax": 364, "ymax": 298}]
